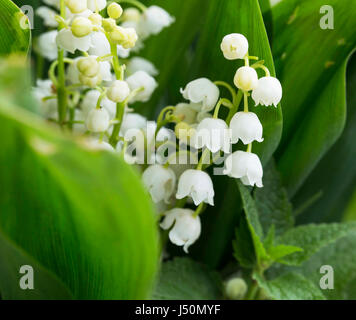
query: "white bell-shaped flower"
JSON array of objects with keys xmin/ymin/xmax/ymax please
[
  {"xmin": 81, "ymin": 90, "xmax": 116, "ymax": 118},
  {"xmin": 142, "ymin": 165, "xmax": 176, "ymax": 203},
  {"xmin": 36, "ymin": 6, "xmax": 58, "ymax": 27},
  {"xmin": 234, "ymin": 66, "xmax": 259, "ymax": 91},
  {"xmin": 230, "ymin": 112, "xmax": 264, "ymax": 145},
  {"xmin": 32, "ymin": 79, "xmax": 58, "ymax": 118},
  {"xmin": 84, "ymin": 139, "xmax": 114, "ymax": 152},
  {"xmin": 139, "ymin": 6, "xmax": 174, "ymax": 37},
  {"xmin": 181, "ymin": 78, "xmax": 220, "ymax": 112},
  {"xmin": 252, "ymin": 76, "xmax": 282, "ymax": 107},
  {"xmin": 126, "ymin": 71, "xmax": 158, "ymax": 103},
  {"xmin": 160, "ymin": 208, "xmax": 201, "ymax": 253},
  {"xmin": 89, "ymin": 32, "xmax": 111, "ymax": 56},
  {"xmin": 191, "ymin": 118, "xmax": 231, "ymax": 153},
  {"xmin": 176, "ymin": 169, "xmax": 214, "ymax": 206},
  {"xmin": 220, "ymin": 33, "xmax": 249, "ymax": 60},
  {"xmin": 43, "ymin": 0, "xmax": 60, "ymax": 8},
  {"xmin": 87, "ymin": 0, "xmax": 107, "ymax": 12},
  {"xmin": 56, "ymin": 28, "xmax": 92, "ymax": 54},
  {"xmin": 37, "ymin": 30, "xmax": 58, "ymax": 60},
  {"xmin": 65, "ymin": 0, "xmax": 87, "ymax": 14},
  {"xmin": 223, "ymin": 151, "xmax": 263, "ymax": 188},
  {"xmin": 85, "ymin": 108, "xmax": 110, "ymax": 132},
  {"xmin": 120, "ymin": 113, "xmax": 147, "ymax": 135},
  {"xmin": 173, "ymin": 103, "xmax": 198, "ymax": 124},
  {"xmin": 107, "ymin": 80, "xmax": 130, "ymax": 103},
  {"xmin": 126, "ymin": 57, "xmax": 158, "ymax": 76}
]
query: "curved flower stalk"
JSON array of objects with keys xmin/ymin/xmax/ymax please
[{"xmin": 33, "ymin": 1, "xmax": 281, "ymax": 254}]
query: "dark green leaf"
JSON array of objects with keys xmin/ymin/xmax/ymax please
[{"xmin": 152, "ymin": 258, "xmax": 222, "ymax": 300}]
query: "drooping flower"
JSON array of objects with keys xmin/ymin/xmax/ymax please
[
  {"xmin": 223, "ymin": 151, "xmax": 263, "ymax": 187},
  {"xmin": 126, "ymin": 57, "xmax": 158, "ymax": 76},
  {"xmin": 81, "ymin": 90, "xmax": 116, "ymax": 118},
  {"xmin": 139, "ymin": 6, "xmax": 174, "ymax": 38},
  {"xmin": 220, "ymin": 33, "xmax": 249, "ymax": 60},
  {"xmin": 142, "ymin": 165, "xmax": 176, "ymax": 203},
  {"xmin": 173, "ymin": 103, "xmax": 198, "ymax": 124},
  {"xmin": 87, "ymin": 0, "xmax": 107, "ymax": 12},
  {"xmin": 126, "ymin": 71, "xmax": 158, "ymax": 103},
  {"xmin": 85, "ymin": 108, "xmax": 110, "ymax": 132},
  {"xmin": 230, "ymin": 112, "xmax": 264, "ymax": 145},
  {"xmin": 234, "ymin": 66, "xmax": 259, "ymax": 91},
  {"xmin": 176, "ymin": 169, "xmax": 214, "ymax": 206},
  {"xmin": 107, "ymin": 80, "xmax": 131, "ymax": 103},
  {"xmin": 252, "ymin": 76, "xmax": 282, "ymax": 107},
  {"xmin": 160, "ymin": 208, "xmax": 201, "ymax": 253},
  {"xmin": 181, "ymin": 78, "xmax": 220, "ymax": 112},
  {"xmin": 37, "ymin": 30, "xmax": 58, "ymax": 60},
  {"xmin": 191, "ymin": 118, "xmax": 231, "ymax": 153},
  {"xmin": 36, "ymin": 6, "xmax": 58, "ymax": 28},
  {"xmin": 120, "ymin": 113, "xmax": 147, "ymax": 135},
  {"xmin": 56, "ymin": 28, "xmax": 92, "ymax": 54},
  {"xmin": 65, "ymin": 0, "xmax": 87, "ymax": 14},
  {"xmin": 32, "ymin": 79, "xmax": 58, "ymax": 118},
  {"xmin": 89, "ymin": 32, "xmax": 111, "ymax": 56}
]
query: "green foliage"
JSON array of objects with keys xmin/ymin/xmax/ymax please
[
  {"xmin": 273, "ymin": 0, "xmax": 356, "ymax": 196},
  {"xmin": 0, "ymin": 0, "xmax": 30, "ymax": 55},
  {"xmin": 254, "ymin": 272, "xmax": 325, "ymax": 300},
  {"xmin": 0, "ymin": 86, "xmax": 159, "ymax": 299},
  {"xmin": 152, "ymin": 258, "xmax": 222, "ymax": 300}
]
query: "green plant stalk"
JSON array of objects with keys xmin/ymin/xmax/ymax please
[
  {"xmin": 226, "ymin": 90, "xmax": 243, "ymax": 124},
  {"xmin": 57, "ymin": 0, "xmax": 67, "ymax": 126},
  {"xmin": 109, "ymin": 101, "xmax": 126, "ymax": 147}
]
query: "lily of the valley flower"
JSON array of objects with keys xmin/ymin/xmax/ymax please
[
  {"xmin": 160, "ymin": 208, "xmax": 201, "ymax": 253},
  {"xmin": 252, "ymin": 76, "xmax": 282, "ymax": 107},
  {"xmin": 191, "ymin": 118, "xmax": 231, "ymax": 153},
  {"xmin": 223, "ymin": 151, "xmax": 263, "ymax": 188},
  {"xmin": 230, "ymin": 112, "xmax": 264, "ymax": 145},
  {"xmin": 220, "ymin": 33, "xmax": 249, "ymax": 60},
  {"xmin": 142, "ymin": 165, "xmax": 176, "ymax": 203},
  {"xmin": 56, "ymin": 28, "xmax": 92, "ymax": 54},
  {"xmin": 176, "ymin": 169, "xmax": 214, "ymax": 206},
  {"xmin": 107, "ymin": 80, "xmax": 131, "ymax": 103},
  {"xmin": 126, "ymin": 71, "xmax": 158, "ymax": 103},
  {"xmin": 89, "ymin": 32, "xmax": 110, "ymax": 56},
  {"xmin": 126, "ymin": 57, "xmax": 158, "ymax": 76},
  {"xmin": 65, "ymin": 0, "xmax": 87, "ymax": 14},
  {"xmin": 120, "ymin": 113, "xmax": 147, "ymax": 135},
  {"xmin": 37, "ymin": 30, "xmax": 58, "ymax": 60},
  {"xmin": 234, "ymin": 66, "xmax": 259, "ymax": 92},
  {"xmin": 32, "ymin": 79, "xmax": 58, "ymax": 118},
  {"xmin": 107, "ymin": 3, "xmax": 123, "ymax": 20},
  {"xmin": 173, "ymin": 103, "xmax": 198, "ymax": 124},
  {"xmin": 139, "ymin": 6, "xmax": 175, "ymax": 38},
  {"xmin": 181, "ymin": 78, "xmax": 220, "ymax": 112},
  {"xmin": 36, "ymin": 6, "xmax": 58, "ymax": 28},
  {"xmin": 87, "ymin": 0, "xmax": 107, "ymax": 12},
  {"xmin": 85, "ymin": 108, "xmax": 110, "ymax": 132},
  {"xmin": 81, "ymin": 90, "xmax": 116, "ymax": 118}
]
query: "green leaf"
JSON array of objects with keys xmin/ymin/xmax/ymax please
[
  {"xmin": 0, "ymin": 0, "xmax": 30, "ymax": 55},
  {"xmin": 267, "ymin": 245, "xmax": 303, "ymax": 263},
  {"xmin": 0, "ymin": 100, "xmax": 159, "ymax": 299},
  {"xmin": 152, "ymin": 258, "xmax": 222, "ymax": 300},
  {"xmin": 237, "ymin": 182, "xmax": 269, "ymax": 268},
  {"xmin": 253, "ymin": 159, "xmax": 294, "ymax": 236},
  {"xmin": 273, "ymin": 0, "xmax": 356, "ymax": 196},
  {"xmin": 254, "ymin": 272, "xmax": 325, "ymax": 300},
  {"xmin": 276, "ymin": 222, "xmax": 356, "ymax": 266},
  {"xmin": 0, "ymin": 230, "xmax": 73, "ymax": 299}
]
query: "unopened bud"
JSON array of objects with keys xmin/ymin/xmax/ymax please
[
  {"xmin": 102, "ymin": 18, "xmax": 117, "ymax": 32},
  {"xmin": 77, "ymin": 57, "xmax": 100, "ymax": 78},
  {"xmin": 107, "ymin": 80, "xmax": 131, "ymax": 103},
  {"xmin": 89, "ymin": 13, "xmax": 102, "ymax": 26},
  {"xmin": 71, "ymin": 17, "xmax": 93, "ymax": 38},
  {"xmin": 65, "ymin": 0, "xmax": 87, "ymax": 14},
  {"xmin": 225, "ymin": 278, "xmax": 248, "ymax": 300},
  {"xmin": 79, "ymin": 73, "xmax": 102, "ymax": 88},
  {"xmin": 108, "ymin": 3, "xmax": 123, "ymax": 20}
]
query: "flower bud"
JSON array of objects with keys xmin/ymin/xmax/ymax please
[
  {"xmin": 225, "ymin": 278, "xmax": 248, "ymax": 300},
  {"xmin": 109, "ymin": 26, "xmax": 126, "ymax": 42},
  {"xmin": 107, "ymin": 3, "xmax": 123, "ymax": 20},
  {"xmin": 221, "ymin": 33, "xmax": 249, "ymax": 60},
  {"xmin": 65, "ymin": 0, "xmax": 87, "ymax": 14},
  {"xmin": 120, "ymin": 28, "xmax": 138, "ymax": 49},
  {"xmin": 102, "ymin": 18, "xmax": 117, "ymax": 32},
  {"xmin": 234, "ymin": 66, "xmax": 259, "ymax": 91},
  {"xmin": 71, "ymin": 17, "xmax": 93, "ymax": 38},
  {"xmin": 87, "ymin": 0, "xmax": 107, "ymax": 12},
  {"xmin": 85, "ymin": 108, "xmax": 110, "ymax": 132},
  {"xmin": 107, "ymin": 80, "xmax": 131, "ymax": 103},
  {"xmin": 77, "ymin": 57, "xmax": 100, "ymax": 78},
  {"xmin": 89, "ymin": 13, "xmax": 102, "ymax": 26},
  {"xmin": 79, "ymin": 73, "xmax": 102, "ymax": 88}
]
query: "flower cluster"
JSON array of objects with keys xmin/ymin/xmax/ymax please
[{"xmin": 33, "ymin": 1, "xmax": 282, "ymax": 254}]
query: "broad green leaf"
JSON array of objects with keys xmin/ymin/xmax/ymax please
[
  {"xmin": 0, "ymin": 230, "xmax": 72, "ymax": 299},
  {"xmin": 267, "ymin": 245, "xmax": 302, "ymax": 264},
  {"xmin": 254, "ymin": 272, "xmax": 325, "ymax": 300},
  {"xmin": 253, "ymin": 159, "xmax": 294, "ymax": 235},
  {"xmin": 237, "ymin": 182, "xmax": 270, "ymax": 268},
  {"xmin": 0, "ymin": 100, "xmax": 159, "ymax": 299},
  {"xmin": 293, "ymin": 55, "xmax": 356, "ymax": 224},
  {"xmin": 276, "ymin": 222, "xmax": 356, "ymax": 266},
  {"xmin": 273, "ymin": 0, "xmax": 356, "ymax": 196},
  {"xmin": 151, "ymin": 258, "xmax": 222, "ymax": 300},
  {"xmin": 0, "ymin": 0, "xmax": 30, "ymax": 55}
]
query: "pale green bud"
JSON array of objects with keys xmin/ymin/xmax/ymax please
[
  {"xmin": 71, "ymin": 17, "xmax": 93, "ymax": 38},
  {"xmin": 107, "ymin": 3, "xmax": 123, "ymax": 20},
  {"xmin": 225, "ymin": 278, "xmax": 248, "ymax": 300},
  {"xmin": 77, "ymin": 57, "xmax": 100, "ymax": 78}
]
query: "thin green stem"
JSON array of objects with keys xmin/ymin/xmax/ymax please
[
  {"xmin": 197, "ymin": 149, "xmax": 210, "ymax": 171},
  {"xmin": 193, "ymin": 202, "xmax": 205, "ymax": 217},
  {"xmin": 226, "ymin": 90, "xmax": 243, "ymax": 124},
  {"xmin": 109, "ymin": 101, "xmax": 126, "ymax": 147},
  {"xmin": 243, "ymin": 91, "xmax": 249, "ymax": 113},
  {"xmin": 117, "ymin": 0, "xmax": 147, "ymax": 11},
  {"xmin": 214, "ymin": 81, "xmax": 237, "ymax": 104}
]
